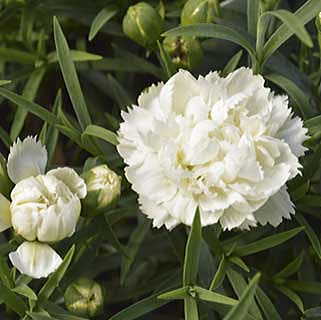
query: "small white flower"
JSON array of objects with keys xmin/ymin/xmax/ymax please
[
  {"xmin": 9, "ymin": 241, "xmax": 62, "ymax": 279},
  {"xmin": 117, "ymin": 68, "xmax": 308, "ymax": 231},
  {"xmin": 7, "ymin": 136, "xmax": 47, "ymax": 184},
  {"xmin": 0, "ymin": 137, "xmax": 87, "ymax": 278}
]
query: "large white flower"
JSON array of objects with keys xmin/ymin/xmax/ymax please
[
  {"xmin": 0, "ymin": 137, "xmax": 87, "ymax": 278},
  {"xmin": 117, "ymin": 68, "xmax": 308, "ymax": 230}
]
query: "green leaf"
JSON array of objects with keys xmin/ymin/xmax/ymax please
[
  {"xmin": 276, "ymin": 286, "xmax": 304, "ymax": 313},
  {"xmin": 47, "ymin": 50, "xmax": 102, "ymax": 63},
  {"xmin": 12, "ymin": 284, "xmax": 37, "ymax": 300},
  {"xmin": 184, "ymin": 296, "xmax": 199, "ymax": 320},
  {"xmin": 53, "ymin": 17, "xmax": 92, "ymax": 130},
  {"xmin": 286, "ymin": 280, "xmax": 321, "ymax": 295},
  {"xmin": 46, "ymin": 90, "xmax": 62, "ymax": 163},
  {"xmin": 258, "ymin": 9, "xmax": 313, "ymax": 60},
  {"xmin": 0, "ymin": 282, "xmax": 28, "ymax": 316},
  {"xmin": 10, "ymin": 67, "xmax": 46, "ymax": 140},
  {"xmin": 105, "ymin": 74, "xmax": 133, "ymax": 109},
  {"xmin": 89, "ymin": 5, "xmax": 118, "ymax": 41},
  {"xmin": 223, "ymin": 273, "xmax": 261, "ymax": 320},
  {"xmin": 0, "ymin": 256, "xmax": 14, "ymax": 288},
  {"xmin": 162, "ymin": 24, "xmax": 256, "ymax": 64},
  {"xmin": 255, "ymin": 286, "xmax": 282, "ymax": 320},
  {"xmin": 0, "ymin": 87, "xmax": 58, "ymax": 126},
  {"xmin": 194, "ymin": 286, "xmax": 237, "ymax": 305},
  {"xmin": 109, "ymin": 292, "xmax": 169, "ymax": 320},
  {"xmin": 27, "ymin": 312, "xmax": 58, "ymax": 320},
  {"xmin": 183, "ymin": 208, "xmax": 202, "ymax": 286},
  {"xmin": 226, "ymin": 268, "xmax": 263, "ymax": 320},
  {"xmin": 0, "ymin": 47, "xmax": 39, "ymax": 64},
  {"xmin": 229, "ymin": 256, "xmax": 250, "ymax": 273},
  {"xmin": 247, "ymin": 0, "xmax": 260, "ymax": 36},
  {"xmin": 158, "ymin": 286, "xmax": 189, "ymax": 300},
  {"xmin": 221, "ymin": 50, "xmax": 243, "ymax": 77},
  {"xmin": 0, "ymin": 80, "xmax": 11, "ymax": 86},
  {"xmin": 121, "ymin": 219, "xmax": 151, "ymax": 285},
  {"xmin": 209, "ymin": 255, "xmax": 227, "ymax": 290},
  {"xmin": 274, "ymin": 252, "xmax": 304, "ymax": 279},
  {"xmin": 234, "ymin": 227, "xmax": 304, "ymax": 257},
  {"xmin": 38, "ymin": 245, "xmax": 75, "ymax": 302},
  {"xmin": 296, "ymin": 213, "xmax": 321, "ymax": 259},
  {"xmin": 262, "ymin": 0, "xmax": 321, "ymax": 64},
  {"xmin": 82, "ymin": 124, "xmax": 118, "ymax": 146}
]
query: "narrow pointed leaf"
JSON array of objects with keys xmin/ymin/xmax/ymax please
[
  {"xmin": 109, "ymin": 292, "xmax": 169, "ymax": 320},
  {"xmin": 194, "ymin": 286, "xmax": 237, "ymax": 305},
  {"xmin": 12, "ymin": 284, "xmax": 37, "ymax": 300},
  {"xmin": 82, "ymin": 124, "xmax": 118, "ymax": 146},
  {"xmin": 183, "ymin": 208, "xmax": 202, "ymax": 286},
  {"xmin": 184, "ymin": 296, "xmax": 199, "ymax": 320},
  {"xmin": 223, "ymin": 273, "xmax": 261, "ymax": 320},
  {"xmin": 38, "ymin": 245, "xmax": 75, "ymax": 301},
  {"xmin": 53, "ymin": 17, "xmax": 91, "ymax": 130},
  {"xmin": 89, "ymin": 6, "xmax": 118, "ymax": 41},
  {"xmin": 234, "ymin": 227, "xmax": 304, "ymax": 257}
]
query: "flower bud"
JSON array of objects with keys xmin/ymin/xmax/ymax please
[
  {"xmin": 163, "ymin": 36, "xmax": 203, "ymax": 70},
  {"xmin": 0, "ymin": 153, "xmax": 12, "ymax": 198},
  {"xmin": 122, "ymin": 2, "xmax": 163, "ymax": 49},
  {"xmin": 64, "ymin": 278, "xmax": 104, "ymax": 317},
  {"xmin": 181, "ymin": 0, "xmax": 217, "ymax": 26},
  {"xmin": 82, "ymin": 165, "xmax": 121, "ymax": 214}
]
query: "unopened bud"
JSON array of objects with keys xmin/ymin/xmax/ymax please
[
  {"xmin": 163, "ymin": 36, "xmax": 203, "ymax": 70},
  {"xmin": 181, "ymin": 0, "xmax": 217, "ymax": 26},
  {"xmin": 82, "ymin": 165, "xmax": 121, "ymax": 214},
  {"xmin": 64, "ymin": 278, "xmax": 104, "ymax": 318},
  {"xmin": 122, "ymin": 2, "xmax": 163, "ymax": 49}
]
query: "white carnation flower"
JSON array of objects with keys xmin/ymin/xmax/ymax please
[
  {"xmin": 117, "ymin": 68, "xmax": 308, "ymax": 231},
  {"xmin": 0, "ymin": 137, "xmax": 87, "ymax": 278}
]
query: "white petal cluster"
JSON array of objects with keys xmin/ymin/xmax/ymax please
[
  {"xmin": 117, "ymin": 68, "xmax": 308, "ymax": 231},
  {"xmin": 0, "ymin": 137, "xmax": 87, "ymax": 278}
]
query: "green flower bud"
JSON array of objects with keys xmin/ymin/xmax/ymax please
[
  {"xmin": 163, "ymin": 36, "xmax": 203, "ymax": 70},
  {"xmin": 0, "ymin": 153, "xmax": 12, "ymax": 198},
  {"xmin": 82, "ymin": 165, "xmax": 121, "ymax": 214},
  {"xmin": 64, "ymin": 278, "xmax": 104, "ymax": 318},
  {"xmin": 181, "ymin": 0, "xmax": 218, "ymax": 26},
  {"xmin": 122, "ymin": 2, "xmax": 163, "ymax": 49}
]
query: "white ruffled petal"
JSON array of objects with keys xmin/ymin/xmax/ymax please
[
  {"xmin": 253, "ymin": 186, "xmax": 294, "ymax": 227},
  {"xmin": 139, "ymin": 196, "xmax": 180, "ymax": 230},
  {"xmin": 7, "ymin": 136, "xmax": 47, "ymax": 184},
  {"xmin": 165, "ymin": 69, "xmax": 200, "ymax": 115},
  {"xmin": 219, "ymin": 207, "xmax": 247, "ymax": 231},
  {"xmin": 9, "ymin": 242, "xmax": 62, "ymax": 279},
  {"xmin": 278, "ymin": 116, "xmax": 309, "ymax": 157},
  {"xmin": 0, "ymin": 193, "xmax": 11, "ymax": 232},
  {"xmin": 47, "ymin": 167, "xmax": 87, "ymax": 199}
]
